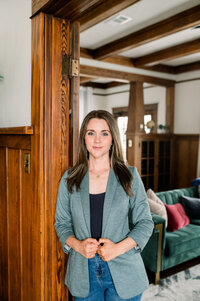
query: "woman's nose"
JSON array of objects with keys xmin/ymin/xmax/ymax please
[{"xmin": 94, "ymin": 133, "xmax": 101, "ymax": 142}]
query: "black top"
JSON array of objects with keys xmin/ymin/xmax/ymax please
[{"xmin": 90, "ymin": 192, "xmax": 105, "ymax": 241}]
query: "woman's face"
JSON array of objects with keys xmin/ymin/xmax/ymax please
[{"xmin": 85, "ymin": 118, "xmax": 112, "ymax": 160}]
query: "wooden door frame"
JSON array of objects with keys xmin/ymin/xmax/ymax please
[{"xmin": 31, "ymin": 13, "xmax": 74, "ymax": 300}]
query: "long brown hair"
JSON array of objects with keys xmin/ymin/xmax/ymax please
[{"xmin": 66, "ymin": 110, "xmax": 133, "ymax": 196}]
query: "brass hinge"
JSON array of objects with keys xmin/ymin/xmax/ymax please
[{"xmin": 62, "ymin": 55, "xmax": 79, "ymax": 77}]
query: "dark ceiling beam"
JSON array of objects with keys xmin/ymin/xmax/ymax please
[
  {"xmin": 81, "ymin": 47, "xmax": 141, "ymax": 69},
  {"xmin": 80, "ymin": 47, "xmax": 200, "ymax": 74},
  {"xmin": 105, "ymin": 81, "xmax": 129, "ymax": 89},
  {"xmin": 80, "ymin": 47, "xmax": 94, "ymax": 59},
  {"xmin": 174, "ymin": 61, "xmax": 200, "ymax": 74},
  {"xmin": 103, "ymin": 55, "xmax": 135, "ymax": 68},
  {"xmin": 80, "ymin": 65, "xmax": 175, "ymax": 87},
  {"xmin": 93, "ymin": 5, "xmax": 200, "ymax": 60},
  {"xmin": 142, "ymin": 65, "xmax": 176, "ymax": 74},
  {"xmin": 81, "ymin": 82, "xmax": 107, "ymax": 89},
  {"xmin": 32, "ymin": 0, "xmax": 140, "ymax": 31},
  {"xmin": 81, "ymin": 48, "xmax": 177, "ymax": 73},
  {"xmin": 80, "ymin": 76, "xmax": 97, "ymax": 84},
  {"xmin": 80, "ymin": 80, "xmax": 128, "ymax": 89},
  {"xmin": 133, "ymin": 39, "xmax": 200, "ymax": 66}
]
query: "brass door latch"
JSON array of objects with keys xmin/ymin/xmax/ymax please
[{"xmin": 24, "ymin": 153, "xmax": 30, "ymax": 174}]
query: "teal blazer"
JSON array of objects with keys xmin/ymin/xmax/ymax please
[{"xmin": 54, "ymin": 166, "xmax": 153, "ymax": 299}]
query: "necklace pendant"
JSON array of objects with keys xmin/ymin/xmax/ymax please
[{"xmin": 96, "ymin": 174, "xmax": 100, "ymax": 178}]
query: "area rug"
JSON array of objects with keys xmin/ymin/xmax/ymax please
[{"xmin": 142, "ymin": 264, "xmax": 200, "ymax": 301}]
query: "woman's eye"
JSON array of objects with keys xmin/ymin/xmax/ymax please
[
  {"xmin": 87, "ymin": 132, "xmax": 94, "ymax": 136},
  {"xmin": 102, "ymin": 132, "xmax": 108, "ymax": 136}
]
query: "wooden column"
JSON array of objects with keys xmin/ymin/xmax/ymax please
[
  {"xmin": 31, "ymin": 13, "xmax": 70, "ymax": 301},
  {"xmin": 166, "ymin": 86, "xmax": 175, "ymax": 133},
  {"xmin": 127, "ymin": 82, "xmax": 145, "ymax": 133},
  {"xmin": 126, "ymin": 81, "xmax": 145, "ymax": 165},
  {"xmin": 69, "ymin": 22, "xmax": 80, "ymax": 166}
]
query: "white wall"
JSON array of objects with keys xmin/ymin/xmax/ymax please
[
  {"xmin": 80, "ymin": 84, "xmax": 166, "ymax": 128},
  {"xmin": 0, "ymin": 0, "xmax": 31, "ymax": 127},
  {"xmin": 174, "ymin": 79, "xmax": 200, "ymax": 134},
  {"xmin": 79, "ymin": 87, "xmax": 107, "ymax": 128}
]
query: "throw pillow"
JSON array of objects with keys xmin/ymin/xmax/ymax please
[
  {"xmin": 147, "ymin": 189, "xmax": 168, "ymax": 227},
  {"xmin": 180, "ymin": 195, "xmax": 200, "ymax": 219},
  {"xmin": 165, "ymin": 203, "xmax": 190, "ymax": 232},
  {"xmin": 192, "ymin": 178, "xmax": 200, "ymax": 197}
]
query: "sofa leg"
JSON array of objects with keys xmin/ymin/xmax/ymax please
[
  {"xmin": 154, "ymin": 223, "xmax": 163, "ymax": 285},
  {"xmin": 155, "ymin": 271, "xmax": 160, "ymax": 284}
]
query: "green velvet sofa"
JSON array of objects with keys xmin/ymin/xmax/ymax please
[{"xmin": 141, "ymin": 186, "xmax": 200, "ymax": 284}]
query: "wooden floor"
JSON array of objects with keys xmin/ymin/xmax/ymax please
[{"xmin": 147, "ymin": 256, "xmax": 200, "ymax": 284}]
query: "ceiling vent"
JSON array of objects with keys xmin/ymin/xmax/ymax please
[{"xmin": 105, "ymin": 14, "xmax": 132, "ymax": 26}]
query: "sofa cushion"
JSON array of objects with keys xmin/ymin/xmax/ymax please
[
  {"xmin": 147, "ymin": 189, "xmax": 168, "ymax": 227},
  {"xmin": 165, "ymin": 224, "xmax": 200, "ymax": 257},
  {"xmin": 192, "ymin": 178, "xmax": 200, "ymax": 197},
  {"xmin": 190, "ymin": 219, "xmax": 200, "ymax": 226},
  {"xmin": 156, "ymin": 186, "xmax": 198, "ymax": 205},
  {"xmin": 165, "ymin": 203, "xmax": 190, "ymax": 231},
  {"xmin": 180, "ymin": 195, "xmax": 200, "ymax": 219}
]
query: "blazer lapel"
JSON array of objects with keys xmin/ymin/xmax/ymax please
[
  {"xmin": 79, "ymin": 169, "xmax": 118, "ymax": 238},
  {"xmin": 79, "ymin": 171, "xmax": 91, "ymax": 237},
  {"xmin": 102, "ymin": 168, "xmax": 118, "ymax": 236}
]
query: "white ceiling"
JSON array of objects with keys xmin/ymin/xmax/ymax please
[
  {"xmin": 80, "ymin": 0, "xmax": 200, "ymax": 49},
  {"xmin": 120, "ymin": 28, "xmax": 200, "ymax": 59},
  {"xmin": 80, "ymin": 0, "xmax": 200, "ymax": 71}
]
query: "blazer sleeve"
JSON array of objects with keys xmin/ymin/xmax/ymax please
[
  {"xmin": 127, "ymin": 166, "xmax": 154, "ymax": 251},
  {"xmin": 54, "ymin": 170, "xmax": 75, "ymax": 254}
]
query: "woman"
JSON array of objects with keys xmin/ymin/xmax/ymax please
[{"xmin": 54, "ymin": 110, "xmax": 153, "ymax": 300}]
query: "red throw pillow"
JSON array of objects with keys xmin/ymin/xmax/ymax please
[{"xmin": 165, "ymin": 203, "xmax": 190, "ymax": 231}]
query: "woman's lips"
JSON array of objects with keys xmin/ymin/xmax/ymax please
[{"xmin": 92, "ymin": 146, "xmax": 102, "ymax": 149}]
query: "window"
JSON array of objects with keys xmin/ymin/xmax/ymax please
[
  {"xmin": 113, "ymin": 104, "xmax": 158, "ymax": 160},
  {"xmin": 117, "ymin": 116, "xmax": 128, "ymax": 161}
]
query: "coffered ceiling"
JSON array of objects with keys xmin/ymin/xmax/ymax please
[{"xmin": 32, "ymin": 0, "xmax": 200, "ymax": 86}]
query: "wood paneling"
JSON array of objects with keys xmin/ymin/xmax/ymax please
[
  {"xmin": 7, "ymin": 149, "xmax": 21, "ymax": 300},
  {"xmin": 21, "ymin": 150, "xmax": 33, "ymax": 301},
  {"xmin": 0, "ymin": 135, "xmax": 31, "ymax": 149},
  {"xmin": 174, "ymin": 135, "xmax": 199, "ymax": 188},
  {"xmin": 0, "ymin": 126, "xmax": 34, "ymax": 135},
  {"xmin": 0, "ymin": 147, "xmax": 8, "ymax": 300},
  {"xmin": 0, "ymin": 137, "xmax": 33, "ymax": 301}
]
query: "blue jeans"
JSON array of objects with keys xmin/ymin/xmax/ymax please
[{"xmin": 75, "ymin": 254, "xmax": 142, "ymax": 301}]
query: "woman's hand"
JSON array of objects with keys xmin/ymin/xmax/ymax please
[
  {"xmin": 97, "ymin": 238, "xmax": 120, "ymax": 261},
  {"xmin": 78, "ymin": 238, "xmax": 99, "ymax": 259},
  {"xmin": 97, "ymin": 237, "xmax": 137, "ymax": 261},
  {"xmin": 66, "ymin": 236, "xmax": 99, "ymax": 258}
]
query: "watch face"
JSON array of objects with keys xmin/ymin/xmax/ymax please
[{"xmin": 64, "ymin": 244, "xmax": 71, "ymax": 251}]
